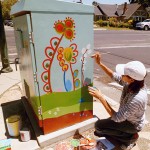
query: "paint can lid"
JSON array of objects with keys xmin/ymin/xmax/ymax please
[{"xmin": 7, "ymin": 115, "xmax": 20, "ymax": 123}]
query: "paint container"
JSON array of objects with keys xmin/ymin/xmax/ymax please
[
  {"xmin": 6, "ymin": 115, "xmax": 21, "ymax": 137},
  {"xmin": 20, "ymin": 128, "xmax": 31, "ymax": 142},
  {"xmin": 70, "ymin": 139, "xmax": 80, "ymax": 150},
  {"xmin": 88, "ymin": 86, "xmax": 98, "ymax": 91}
]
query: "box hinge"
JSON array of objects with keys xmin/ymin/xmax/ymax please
[
  {"xmin": 33, "ymin": 72, "xmax": 38, "ymax": 83},
  {"xmin": 29, "ymin": 32, "xmax": 34, "ymax": 44},
  {"xmin": 38, "ymin": 106, "xmax": 42, "ymax": 115}
]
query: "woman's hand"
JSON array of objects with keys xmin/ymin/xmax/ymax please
[
  {"xmin": 91, "ymin": 52, "xmax": 101, "ymax": 65},
  {"xmin": 88, "ymin": 86, "xmax": 103, "ymax": 101},
  {"xmin": 88, "ymin": 86, "xmax": 115, "ymax": 116}
]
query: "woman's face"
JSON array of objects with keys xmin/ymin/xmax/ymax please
[{"xmin": 122, "ymin": 75, "xmax": 135, "ymax": 84}]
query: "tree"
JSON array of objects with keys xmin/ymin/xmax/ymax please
[
  {"xmin": 129, "ymin": 0, "xmax": 137, "ymax": 3},
  {"xmin": 2, "ymin": 0, "xmax": 17, "ymax": 19},
  {"xmin": 129, "ymin": 0, "xmax": 150, "ymax": 18},
  {"xmin": 129, "ymin": 0, "xmax": 150, "ymax": 7}
]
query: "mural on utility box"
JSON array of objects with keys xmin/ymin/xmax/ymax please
[
  {"xmin": 41, "ymin": 17, "xmax": 92, "ymax": 93},
  {"xmin": 40, "ymin": 17, "xmax": 93, "ymax": 134}
]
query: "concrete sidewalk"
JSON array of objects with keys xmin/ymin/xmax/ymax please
[
  {"xmin": 0, "ymin": 63, "xmax": 148, "ymax": 150},
  {"xmin": 0, "ymin": 63, "xmax": 21, "ymax": 97},
  {"xmin": 0, "ymin": 63, "xmax": 40, "ymax": 150}
]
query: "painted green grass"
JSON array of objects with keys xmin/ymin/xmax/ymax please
[
  {"xmin": 40, "ymin": 85, "xmax": 93, "ymax": 119},
  {"xmin": 43, "ymin": 102, "xmax": 93, "ymax": 119}
]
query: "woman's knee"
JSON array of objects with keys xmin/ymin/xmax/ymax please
[
  {"xmin": 95, "ymin": 118, "xmax": 108, "ymax": 129},
  {"xmin": 95, "ymin": 119, "xmax": 101, "ymax": 129},
  {"xmin": 95, "ymin": 118, "xmax": 114, "ymax": 130}
]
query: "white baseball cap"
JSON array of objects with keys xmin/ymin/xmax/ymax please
[{"xmin": 116, "ymin": 61, "xmax": 147, "ymax": 81}]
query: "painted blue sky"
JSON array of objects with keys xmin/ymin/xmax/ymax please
[{"xmin": 58, "ymin": 0, "xmax": 129, "ymax": 5}]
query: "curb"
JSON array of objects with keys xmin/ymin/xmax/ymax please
[
  {"xmin": 0, "ymin": 81, "xmax": 21, "ymax": 99},
  {"xmin": 94, "ymin": 28, "xmax": 107, "ymax": 30}
]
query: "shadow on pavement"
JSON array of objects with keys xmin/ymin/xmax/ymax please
[
  {"xmin": 21, "ymin": 97, "xmax": 44, "ymax": 137},
  {"xmin": 1, "ymin": 99, "xmax": 37, "ymax": 141}
]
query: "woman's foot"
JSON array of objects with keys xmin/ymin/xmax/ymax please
[
  {"xmin": 120, "ymin": 133, "xmax": 139, "ymax": 149},
  {"xmin": 120, "ymin": 143, "xmax": 136, "ymax": 150}
]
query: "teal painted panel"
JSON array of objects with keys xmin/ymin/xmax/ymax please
[
  {"xmin": 11, "ymin": 0, "xmax": 94, "ymax": 15},
  {"xmin": 31, "ymin": 13, "xmax": 94, "ymax": 96}
]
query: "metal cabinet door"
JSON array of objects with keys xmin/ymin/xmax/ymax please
[{"xmin": 13, "ymin": 14, "xmax": 43, "ymax": 127}]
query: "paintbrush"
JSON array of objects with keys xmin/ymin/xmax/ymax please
[{"xmin": 90, "ymin": 52, "xmax": 110, "ymax": 58}]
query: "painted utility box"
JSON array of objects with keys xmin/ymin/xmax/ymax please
[{"xmin": 11, "ymin": 0, "xmax": 94, "ymax": 134}]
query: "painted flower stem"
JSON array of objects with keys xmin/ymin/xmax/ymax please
[
  {"xmin": 70, "ymin": 63, "xmax": 75, "ymax": 91},
  {"xmin": 63, "ymin": 71, "xmax": 68, "ymax": 91},
  {"xmin": 47, "ymin": 34, "xmax": 64, "ymax": 93},
  {"xmin": 81, "ymin": 49, "xmax": 88, "ymax": 86}
]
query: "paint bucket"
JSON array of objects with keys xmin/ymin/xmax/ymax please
[
  {"xmin": 6, "ymin": 115, "xmax": 21, "ymax": 137},
  {"xmin": 20, "ymin": 128, "xmax": 31, "ymax": 142}
]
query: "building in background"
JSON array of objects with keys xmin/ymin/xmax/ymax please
[{"xmin": 93, "ymin": 2, "xmax": 149, "ymax": 22}]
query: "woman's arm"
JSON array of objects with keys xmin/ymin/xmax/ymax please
[
  {"xmin": 88, "ymin": 88, "xmax": 116, "ymax": 116},
  {"xmin": 91, "ymin": 52, "xmax": 113, "ymax": 78},
  {"xmin": 90, "ymin": 53, "xmax": 116, "ymax": 116}
]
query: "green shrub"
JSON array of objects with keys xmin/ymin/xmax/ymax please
[
  {"xmin": 2, "ymin": 0, "xmax": 18, "ymax": 19},
  {"xmin": 96, "ymin": 20, "xmax": 109, "ymax": 27},
  {"xmin": 97, "ymin": 19, "xmax": 103, "ymax": 26},
  {"xmin": 109, "ymin": 21, "xmax": 117, "ymax": 27},
  {"xmin": 96, "ymin": 18, "xmax": 133, "ymax": 29},
  {"xmin": 128, "ymin": 19, "xmax": 133, "ymax": 24},
  {"xmin": 118, "ymin": 22, "xmax": 123, "ymax": 28},
  {"xmin": 108, "ymin": 17, "xmax": 119, "ymax": 27},
  {"xmin": 108, "ymin": 17, "xmax": 117, "ymax": 22},
  {"xmin": 102, "ymin": 21, "xmax": 109, "ymax": 26}
]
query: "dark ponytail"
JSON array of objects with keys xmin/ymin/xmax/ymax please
[
  {"xmin": 128, "ymin": 72, "xmax": 147, "ymax": 93},
  {"xmin": 129, "ymin": 80, "xmax": 144, "ymax": 93}
]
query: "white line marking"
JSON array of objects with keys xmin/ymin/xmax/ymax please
[
  {"xmin": 95, "ymin": 45, "xmax": 150, "ymax": 50},
  {"xmin": 94, "ymin": 28, "xmax": 107, "ymax": 31},
  {"xmin": 101, "ymin": 52, "xmax": 111, "ymax": 55},
  {"xmin": 8, "ymin": 53, "xmax": 18, "ymax": 56},
  {"xmin": 146, "ymin": 68, "xmax": 150, "ymax": 73}
]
